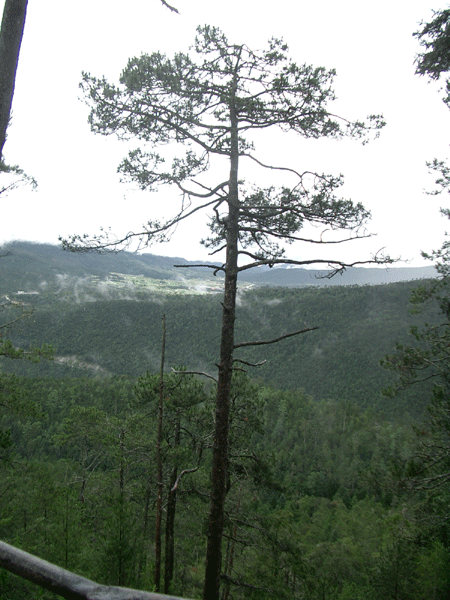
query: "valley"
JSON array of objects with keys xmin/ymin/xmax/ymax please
[{"xmin": 1, "ymin": 241, "xmax": 447, "ymax": 600}]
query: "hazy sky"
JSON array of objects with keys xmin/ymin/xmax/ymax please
[{"xmin": 2, "ymin": 0, "xmax": 449, "ymax": 267}]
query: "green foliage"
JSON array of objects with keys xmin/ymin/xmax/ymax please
[
  {"xmin": 1, "ymin": 372, "xmax": 450, "ymax": 599},
  {"xmin": 414, "ymin": 7, "xmax": 450, "ymax": 106},
  {"xmin": 0, "ymin": 161, "xmax": 36, "ymax": 197},
  {"xmin": 65, "ymin": 24, "xmax": 388, "ymax": 277},
  {"xmin": 382, "ymin": 223, "xmax": 450, "ymax": 509},
  {"xmin": 0, "ymin": 292, "xmax": 53, "ymax": 361}
]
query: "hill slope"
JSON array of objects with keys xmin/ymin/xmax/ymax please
[
  {"xmin": 0, "ymin": 241, "xmax": 436, "ymax": 295},
  {"xmin": 0, "ymin": 242, "xmax": 439, "ymax": 418}
]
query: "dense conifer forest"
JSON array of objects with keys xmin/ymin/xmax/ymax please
[
  {"xmin": 1, "ymin": 243, "xmax": 450, "ymax": 599},
  {"xmin": 0, "ymin": 243, "xmax": 439, "ymax": 418}
]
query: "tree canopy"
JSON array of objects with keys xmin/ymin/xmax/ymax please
[
  {"xmin": 415, "ymin": 6, "xmax": 450, "ymax": 106},
  {"xmin": 379, "ymin": 4, "xmax": 450, "ymax": 511},
  {"xmin": 65, "ymin": 25, "xmax": 388, "ymax": 273}
]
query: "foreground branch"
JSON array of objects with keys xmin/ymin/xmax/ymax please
[{"xmin": 0, "ymin": 541, "xmax": 190, "ymax": 600}]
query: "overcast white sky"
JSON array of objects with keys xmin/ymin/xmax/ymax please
[{"xmin": 2, "ymin": 0, "xmax": 449, "ymax": 267}]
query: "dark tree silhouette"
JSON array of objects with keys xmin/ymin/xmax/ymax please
[
  {"xmin": 414, "ymin": 6, "xmax": 450, "ymax": 106},
  {"xmin": 0, "ymin": 0, "xmax": 28, "ymax": 163}
]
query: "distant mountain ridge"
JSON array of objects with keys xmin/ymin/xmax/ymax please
[
  {"xmin": 241, "ymin": 264, "xmax": 438, "ymax": 286},
  {"xmin": 0, "ymin": 241, "xmax": 437, "ymax": 293}
]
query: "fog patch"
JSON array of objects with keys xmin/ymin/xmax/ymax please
[
  {"xmin": 236, "ymin": 289, "xmax": 281, "ymax": 310},
  {"xmin": 265, "ymin": 298, "xmax": 283, "ymax": 307},
  {"xmin": 142, "ymin": 348, "xmax": 164, "ymax": 372},
  {"xmin": 54, "ymin": 355, "xmax": 110, "ymax": 376},
  {"xmin": 312, "ymin": 346, "xmax": 323, "ymax": 358},
  {"xmin": 53, "ymin": 273, "xmax": 157, "ymax": 303}
]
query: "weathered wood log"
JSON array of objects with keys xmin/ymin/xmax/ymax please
[{"xmin": 0, "ymin": 540, "xmax": 192, "ymax": 600}]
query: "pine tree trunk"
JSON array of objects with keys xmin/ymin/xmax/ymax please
[
  {"xmin": 203, "ymin": 85, "xmax": 240, "ymax": 600},
  {"xmin": 137, "ymin": 477, "xmax": 152, "ymax": 584},
  {"xmin": 164, "ymin": 466, "xmax": 177, "ymax": 592},
  {"xmin": 154, "ymin": 315, "xmax": 166, "ymax": 592},
  {"xmin": 164, "ymin": 410, "xmax": 180, "ymax": 594}
]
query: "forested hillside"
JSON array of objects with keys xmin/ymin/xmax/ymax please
[
  {"xmin": 1, "ymin": 372, "xmax": 447, "ymax": 599},
  {"xmin": 0, "ymin": 241, "xmax": 436, "ymax": 293},
  {"xmin": 0, "ymin": 243, "xmax": 437, "ymax": 418},
  {"xmin": 1, "ymin": 242, "xmax": 448, "ymax": 600}
]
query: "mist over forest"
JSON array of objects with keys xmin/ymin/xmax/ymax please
[{"xmin": 0, "ymin": 242, "xmax": 438, "ymax": 419}]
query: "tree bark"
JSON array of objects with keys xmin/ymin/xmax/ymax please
[
  {"xmin": 154, "ymin": 314, "xmax": 166, "ymax": 592},
  {"xmin": 203, "ymin": 72, "xmax": 240, "ymax": 600},
  {"xmin": 164, "ymin": 410, "xmax": 180, "ymax": 594},
  {"xmin": 137, "ymin": 477, "xmax": 152, "ymax": 584},
  {"xmin": 0, "ymin": 0, "xmax": 28, "ymax": 162},
  {"xmin": 220, "ymin": 488, "xmax": 241, "ymax": 600},
  {"xmin": 118, "ymin": 427, "xmax": 126, "ymax": 586}
]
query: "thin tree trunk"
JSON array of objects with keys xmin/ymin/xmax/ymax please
[
  {"xmin": 0, "ymin": 0, "xmax": 28, "ymax": 162},
  {"xmin": 118, "ymin": 427, "xmax": 126, "ymax": 586},
  {"xmin": 164, "ymin": 412, "xmax": 180, "ymax": 594},
  {"xmin": 137, "ymin": 477, "xmax": 152, "ymax": 584},
  {"xmin": 64, "ymin": 491, "xmax": 69, "ymax": 569},
  {"xmin": 220, "ymin": 489, "xmax": 241, "ymax": 600},
  {"xmin": 163, "ymin": 467, "xmax": 177, "ymax": 593},
  {"xmin": 203, "ymin": 64, "xmax": 241, "ymax": 600},
  {"xmin": 154, "ymin": 314, "xmax": 166, "ymax": 592}
]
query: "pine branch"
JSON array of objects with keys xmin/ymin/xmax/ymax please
[
  {"xmin": 160, "ymin": 0, "xmax": 179, "ymax": 13},
  {"xmin": 171, "ymin": 367, "xmax": 218, "ymax": 383},
  {"xmin": 233, "ymin": 358, "xmax": 267, "ymax": 367}
]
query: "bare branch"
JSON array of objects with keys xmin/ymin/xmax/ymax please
[
  {"xmin": 175, "ymin": 179, "xmax": 228, "ymax": 200},
  {"xmin": 173, "ymin": 263, "xmax": 225, "ymax": 273},
  {"xmin": 171, "ymin": 367, "xmax": 218, "ymax": 383},
  {"xmin": 171, "ymin": 467, "xmax": 199, "ymax": 492},
  {"xmin": 233, "ymin": 358, "xmax": 267, "ymax": 367},
  {"xmin": 237, "ymin": 250, "xmax": 395, "ymax": 273},
  {"xmin": 61, "ymin": 193, "xmax": 221, "ymax": 253},
  {"xmin": 234, "ymin": 326, "xmax": 318, "ymax": 349},
  {"xmin": 242, "ymin": 152, "xmax": 307, "ymax": 179},
  {"xmin": 237, "ymin": 227, "xmax": 373, "ymax": 246}
]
